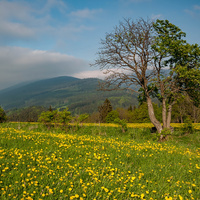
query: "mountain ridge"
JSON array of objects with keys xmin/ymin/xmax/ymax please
[{"xmin": 0, "ymin": 76, "xmax": 138, "ymax": 114}]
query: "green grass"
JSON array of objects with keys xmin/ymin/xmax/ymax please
[{"xmin": 0, "ymin": 123, "xmax": 200, "ymax": 199}]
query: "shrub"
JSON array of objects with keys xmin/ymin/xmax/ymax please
[
  {"xmin": 114, "ymin": 118, "xmax": 128, "ymax": 133},
  {"xmin": 157, "ymin": 128, "xmax": 172, "ymax": 141},
  {"xmin": 38, "ymin": 108, "xmax": 72, "ymax": 129},
  {"xmin": 105, "ymin": 110, "xmax": 119, "ymax": 123},
  {"xmin": 0, "ymin": 106, "xmax": 7, "ymax": 123},
  {"xmin": 182, "ymin": 120, "xmax": 195, "ymax": 134}
]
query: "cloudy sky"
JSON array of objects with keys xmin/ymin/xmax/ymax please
[{"xmin": 0, "ymin": 0, "xmax": 200, "ymax": 89}]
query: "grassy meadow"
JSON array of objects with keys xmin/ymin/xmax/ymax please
[{"xmin": 0, "ymin": 123, "xmax": 200, "ymax": 200}]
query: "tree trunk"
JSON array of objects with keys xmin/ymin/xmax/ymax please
[
  {"xmin": 166, "ymin": 104, "xmax": 174, "ymax": 132},
  {"xmin": 166, "ymin": 105, "xmax": 172, "ymax": 128},
  {"xmin": 146, "ymin": 96, "xmax": 162, "ymax": 133},
  {"xmin": 162, "ymin": 98, "xmax": 167, "ymax": 128},
  {"xmin": 180, "ymin": 115, "xmax": 183, "ymax": 123}
]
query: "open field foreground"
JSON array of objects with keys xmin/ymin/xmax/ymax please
[{"xmin": 0, "ymin": 124, "xmax": 200, "ymax": 200}]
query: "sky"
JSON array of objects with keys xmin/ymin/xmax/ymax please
[{"xmin": 0, "ymin": 0, "xmax": 200, "ymax": 90}]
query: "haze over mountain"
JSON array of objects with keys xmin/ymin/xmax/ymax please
[{"xmin": 0, "ymin": 76, "xmax": 138, "ymax": 114}]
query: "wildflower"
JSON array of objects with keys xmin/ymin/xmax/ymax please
[
  {"xmin": 165, "ymin": 197, "xmax": 172, "ymax": 200},
  {"xmin": 75, "ymin": 194, "xmax": 79, "ymax": 198},
  {"xmin": 179, "ymin": 195, "xmax": 183, "ymax": 200}
]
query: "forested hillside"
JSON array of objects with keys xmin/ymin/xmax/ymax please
[{"xmin": 0, "ymin": 76, "xmax": 138, "ymax": 114}]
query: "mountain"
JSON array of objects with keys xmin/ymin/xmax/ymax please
[{"xmin": 0, "ymin": 76, "xmax": 138, "ymax": 114}]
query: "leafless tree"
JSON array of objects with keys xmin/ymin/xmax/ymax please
[{"xmin": 92, "ymin": 18, "xmax": 164, "ymax": 132}]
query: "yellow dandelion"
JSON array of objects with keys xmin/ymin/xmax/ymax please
[{"xmin": 179, "ymin": 195, "xmax": 183, "ymax": 200}]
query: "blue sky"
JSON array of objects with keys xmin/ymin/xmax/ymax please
[{"xmin": 0, "ymin": 0, "xmax": 200, "ymax": 89}]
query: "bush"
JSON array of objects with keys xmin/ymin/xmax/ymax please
[
  {"xmin": 182, "ymin": 120, "xmax": 195, "ymax": 134},
  {"xmin": 105, "ymin": 110, "xmax": 119, "ymax": 123},
  {"xmin": 0, "ymin": 106, "xmax": 7, "ymax": 123},
  {"xmin": 38, "ymin": 108, "xmax": 72, "ymax": 129},
  {"xmin": 38, "ymin": 110, "xmax": 58, "ymax": 125},
  {"xmin": 114, "ymin": 118, "xmax": 128, "ymax": 133},
  {"xmin": 157, "ymin": 128, "xmax": 172, "ymax": 141}
]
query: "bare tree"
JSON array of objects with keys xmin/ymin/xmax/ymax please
[
  {"xmin": 92, "ymin": 18, "xmax": 200, "ymax": 135},
  {"xmin": 93, "ymin": 18, "xmax": 163, "ymax": 132}
]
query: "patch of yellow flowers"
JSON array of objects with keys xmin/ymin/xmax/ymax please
[{"xmin": 0, "ymin": 125, "xmax": 199, "ymax": 199}]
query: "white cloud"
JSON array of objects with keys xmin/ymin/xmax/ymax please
[
  {"xmin": 0, "ymin": 21, "xmax": 35, "ymax": 41},
  {"xmin": 0, "ymin": 1, "xmax": 32, "ymax": 21},
  {"xmin": 0, "ymin": 46, "xmax": 90, "ymax": 90},
  {"xmin": 184, "ymin": 5, "xmax": 200, "ymax": 17},
  {"xmin": 73, "ymin": 68, "xmax": 131, "ymax": 80},
  {"xmin": 43, "ymin": 0, "xmax": 67, "ymax": 12},
  {"xmin": 0, "ymin": 1, "xmax": 98, "ymax": 45},
  {"xmin": 69, "ymin": 8, "xmax": 102, "ymax": 20},
  {"xmin": 194, "ymin": 5, "xmax": 200, "ymax": 10},
  {"xmin": 73, "ymin": 70, "xmax": 107, "ymax": 79}
]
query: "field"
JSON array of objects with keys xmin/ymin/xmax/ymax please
[{"xmin": 0, "ymin": 123, "xmax": 200, "ymax": 200}]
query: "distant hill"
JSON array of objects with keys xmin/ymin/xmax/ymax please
[{"xmin": 0, "ymin": 76, "xmax": 138, "ymax": 114}]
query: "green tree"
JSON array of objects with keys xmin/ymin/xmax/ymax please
[
  {"xmin": 8, "ymin": 106, "xmax": 48, "ymax": 122},
  {"xmin": 0, "ymin": 106, "xmax": 7, "ymax": 123},
  {"xmin": 152, "ymin": 19, "xmax": 200, "ymax": 131},
  {"xmin": 98, "ymin": 98, "xmax": 112, "ymax": 122},
  {"xmin": 127, "ymin": 105, "xmax": 133, "ymax": 112},
  {"xmin": 132, "ymin": 102, "xmax": 162, "ymax": 123},
  {"xmin": 38, "ymin": 108, "xmax": 72, "ymax": 129},
  {"xmin": 56, "ymin": 108, "xmax": 72, "ymax": 125},
  {"xmin": 38, "ymin": 110, "xmax": 58, "ymax": 126},
  {"xmin": 105, "ymin": 110, "xmax": 119, "ymax": 123},
  {"xmin": 116, "ymin": 107, "xmax": 133, "ymax": 122},
  {"xmin": 93, "ymin": 18, "xmax": 200, "ymax": 135},
  {"xmin": 172, "ymin": 95, "xmax": 200, "ymax": 123},
  {"xmin": 73, "ymin": 113, "xmax": 89, "ymax": 129}
]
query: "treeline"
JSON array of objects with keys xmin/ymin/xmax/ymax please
[
  {"xmin": 1, "ymin": 95, "xmax": 199, "ymax": 124},
  {"xmin": 88, "ymin": 98, "xmax": 200, "ymax": 123},
  {"xmin": 6, "ymin": 106, "xmax": 48, "ymax": 122}
]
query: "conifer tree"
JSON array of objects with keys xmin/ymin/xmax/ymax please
[{"xmin": 98, "ymin": 98, "xmax": 112, "ymax": 123}]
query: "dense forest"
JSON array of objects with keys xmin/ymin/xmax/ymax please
[{"xmin": 2, "ymin": 94, "xmax": 199, "ymax": 123}]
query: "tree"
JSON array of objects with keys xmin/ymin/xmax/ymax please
[
  {"xmin": 98, "ymin": 98, "xmax": 112, "ymax": 122},
  {"xmin": 93, "ymin": 18, "xmax": 200, "ymax": 134},
  {"xmin": 8, "ymin": 106, "xmax": 48, "ymax": 122},
  {"xmin": 152, "ymin": 19, "xmax": 200, "ymax": 131},
  {"xmin": 38, "ymin": 108, "xmax": 72, "ymax": 129},
  {"xmin": 132, "ymin": 102, "xmax": 162, "ymax": 123},
  {"xmin": 105, "ymin": 110, "xmax": 119, "ymax": 123},
  {"xmin": 0, "ymin": 106, "xmax": 7, "ymax": 123},
  {"xmin": 38, "ymin": 110, "xmax": 58, "ymax": 127},
  {"xmin": 172, "ymin": 95, "xmax": 200, "ymax": 123},
  {"xmin": 56, "ymin": 108, "xmax": 72, "ymax": 126}
]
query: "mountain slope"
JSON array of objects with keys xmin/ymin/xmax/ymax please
[{"xmin": 0, "ymin": 76, "xmax": 138, "ymax": 113}]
